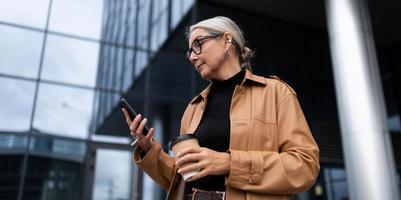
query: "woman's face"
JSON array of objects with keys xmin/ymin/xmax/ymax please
[{"xmin": 187, "ymin": 28, "xmax": 226, "ymax": 80}]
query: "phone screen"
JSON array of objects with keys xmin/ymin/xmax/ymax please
[{"xmin": 120, "ymin": 98, "xmax": 149, "ymax": 136}]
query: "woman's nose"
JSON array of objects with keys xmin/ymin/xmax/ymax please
[{"xmin": 189, "ymin": 53, "xmax": 198, "ymax": 64}]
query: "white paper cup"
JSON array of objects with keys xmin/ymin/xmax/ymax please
[{"xmin": 169, "ymin": 134, "xmax": 200, "ymax": 181}]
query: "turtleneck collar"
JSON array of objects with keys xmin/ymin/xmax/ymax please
[{"xmin": 211, "ymin": 68, "xmax": 245, "ymax": 89}]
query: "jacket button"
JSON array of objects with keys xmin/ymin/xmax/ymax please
[{"xmin": 249, "ymin": 174, "xmax": 262, "ymax": 184}]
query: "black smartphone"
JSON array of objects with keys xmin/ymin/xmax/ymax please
[{"xmin": 120, "ymin": 98, "xmax": 150, "ymax": 136}]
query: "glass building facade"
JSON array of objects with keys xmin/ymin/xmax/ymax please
[
  {"xmin": 0, "ymin": 0, "xmax": 194, "ymax": 199},
  {"xmin": 0, "ymin": 0, "xmax": 400, "ymax": 200}
]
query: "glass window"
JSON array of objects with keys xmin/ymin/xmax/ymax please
[
  {"xmin": 96, "ymin": 45, "xmax": 129, "ymax": 91},
  {"xmin": 324, "ymin": 167, "xmax": 349, "ymax": 200},
  {"xmin": 182, "ymin": 0, "xmax": 195, "ymax": 15},
  {"xmin": 0, "ymin": 25, "xmax": 44, "ymax": 79},
  {"xmin": 171, "ymin": 0, "xmax": 195, "ymax": 31},
  {"xmin": 151, "ymin": 13, "xmax": 168, "ymax": 52},
  {"xmin": 141, "ymin": 117, "xmax": 165, "ymax": 199},
  {"xmin": 0, "ymin": 77, "xmax": 36, "ymax": 132},
  {"xmin": 152, "ymin": 0, "xmax": 168, "ymax": 22},
  {"xmin": 137, "ymin": 0, "xmax": 151, "ymax": 50},
  {"xmin": 122, "ymin": 49, "xmax": 135, "ymax": 92},
  {"xmin": 135, "ymin": 50, "xmax": 149, "ymax": 77},
  {"xmin": 28, "ymin": 135, "xmax": 87, "ymax": 162},
  {"xmin": 171, "ymin": 0, "xmax": 182, "ymax": 30},
  {"xmin": 32, "ymin": 83, "xmax": 94, "ymax": 139},
  {"xmin": 118, "ymin": 0, "xmax": 137, "ymax": 47},
  {"xmin": 92, "ymin": 149, "xmax": 133, "ymax": 200},
  {"xmin": 23, "ymin": 156, "xmax": 83, "ymax": 200},
  {"xmin": 0, "ymin": 155, "xmax": 24, "ymax": 200},
  {"xmin": 48, "ymin": 0, "xmax": 104, "ymax": 39},
  {"xmin": 0, "ymin": 133, "xmax": 28, "ymax": 150},
  {"xmin": 142, "ymin": 173, "xmax": 163, "ymax": 200},
  {"xmin": 100, "ymin": 0, "xmax": 119, "ymax": 45},
  {"xmin": 124, "ymin": 3, "xmax": 137, "ymax": 48},
  {"xmin": 91, "ymin": 91, "xmax": 120, "ymax": 134},
  {"xmin": 101, "ymin": 0, "xmax": 137, "ymax": 47},
  {"xmin": 41, "ymin": 34, "xmax": 100, "ymax": 87},
  {"xmin": 0, "ymin": 0, "xmax": 49, "ymax": 29},
  {"xmin": 389, "ymin": 115, "xmax": 401, "ymax": 132}
]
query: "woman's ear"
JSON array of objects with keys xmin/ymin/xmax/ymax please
[{"xmin": 223, "ymin": 32, "xmax": 233, "ymax": 44}]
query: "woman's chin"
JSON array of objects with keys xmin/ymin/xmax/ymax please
[
  {"xmin": 199, "ymin": 70, "xmax": 212, "ymax": 80},
  {"xmin": 197, "ymin": 65, "xmax": 215, "ymax": 80}
]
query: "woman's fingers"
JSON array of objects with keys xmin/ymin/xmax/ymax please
[
  {"xmin": 136, "ymin": 117, "xmax": 148, "ymax": 136},
  {"xmin": 121, "ymin": 109, "xmax": 154, "ymax": 151},
  {"xmin": 176, "ymin": 148, "xmax": 231, "ymax": 180},
  {"xmin": 177, "ymin": 161, "xmax": 201, "ymax": 174},
  {"xmin": 146, "ymin": 128, "xmax": 154, "ymax": 140},
  {"xmin": 176, "ymin": 146, "xmax": 202, "ymax": 158},
  {"xmin": 121, "ymin": 108, "xmax": 132, "ymax": 124},
  {"xmin": 129, "ymin": 114, "xmax": 142, "ymax": 136},
  {"xmin": 175, "ymin": 151, "xmax": 204, "ymax": 168}
]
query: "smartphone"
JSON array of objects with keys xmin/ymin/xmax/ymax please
[{"xmin": 120, "ymin": 98, "xmax": 150, "ymax": 136}]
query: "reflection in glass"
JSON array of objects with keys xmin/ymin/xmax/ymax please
[
  {"xmin": 171, "ymin": 0, "xmax": 195, "ymax": 31},
  {"xmin": 182, "ymin": 0, "xmax": 195, "ymax": 14},
  {"xmin": 0, "ymin": 77, "xmax": 36, "ymax": 132},
  {"xmin": 23, "ymin": 156, "xmax": 83, "ymax": 200},
  {"xmin": 151, "ymin": 12, "xmax": 168, "ymax": 52},
  {"xmin": 324, "ymin": 168, "xmax": 349, "ymax": 200},
  {"xmin": 135, "ymin": 50, "xmax": 148, "ymax": 77},
  {"xmin": 92, "ymin": 149, "xmax": 132, "ymax": 200},
  {"xmin": 49, "ymin": 0, "xmax": 104, "ymax": 39},
  {"xmin": 0, "ymin": 134, "xmax": 28, "ymax": 150},
  {"xmin": 152, "ymin": 0, "xmax": 168, "ymax": 21},
  {"xmin": 0, "ymin": 0, "xmax": 49, "ymax": 29},
  {"xmin": 137, "ymin": 0, "xmax": 150, "ymax": 50},
  {"xmin": 95, "ymin": 45, "xmax": 135, "ymax": 92},
  {"xmin": 142, "ymin": 117, "xmax": 164, "ymax": 200},
  {"xmin": 101, "ymin": 0, "xmax": 137, "ymax": 47},
  {"xmin": 388, "ymin": 115, "xmax": 401, "ymax": 132},
  {"xmin": 122, "ymin": 49, "xmax": 135, "ymax": 92},
  {"xmin": 171, "ymin": 0, "xmax": 182, "ymax": 30},
  {"xmin": 41, "ymin": 34, "xmax": 100, "ymax": 87},
  {"xmin": 28, "ymin": 135, "xmax": 86, "ymax": 162},
  {"xmin": 0, "ymin": 25, "xmax": 43, "ymax": 79},
  {"xmin": 0, "ymin": 155, "xmax": 23, "ymax": 200},
  {"xmin": 90, "ymin": 91, "xmax": 120, "ymax": 135},
  {"xmin": 33, "ymin": 83, "xmax": 94, "ymax": 139}
]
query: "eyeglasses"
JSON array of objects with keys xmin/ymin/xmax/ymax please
[{"xmin": 186, "ymin": 33, "xmax": 223, "ymax": 59}]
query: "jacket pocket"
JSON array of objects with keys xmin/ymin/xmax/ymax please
[
  {"xmin": 230, "ymin": 119, "xmax": 251, "ymax": 149},
  {"xmin": 249, "ymin": 119, "xmax": 276, "ymax": 151}
]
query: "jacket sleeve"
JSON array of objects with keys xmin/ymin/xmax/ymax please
[
  {"xmin": 225, "ymin": 93, "xmax": 320, "ymax": 194},
  {"xmin": 133, "ymin": 139, "xmax": 176, "ymax": 190}
]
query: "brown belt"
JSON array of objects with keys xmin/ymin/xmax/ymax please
[{"xmin": 185, "ymin": 188, "xmax": 226, "ymax": 200}]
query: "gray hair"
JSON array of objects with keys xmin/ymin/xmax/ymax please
[{"xmin": 188, "ymin": 16, "xmax": 254, "ymax": 70}]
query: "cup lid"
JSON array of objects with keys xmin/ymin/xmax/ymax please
[{"xmin": 168, "ymin": 134, "xmax": 198, "ymax": 150}]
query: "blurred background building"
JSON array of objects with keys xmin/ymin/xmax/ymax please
[{"xmin": 0, "ymin": 0, "xmax": 400, "ymax": 200}]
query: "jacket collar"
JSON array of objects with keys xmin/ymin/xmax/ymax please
[{"xmin": 190, "ymin": 69, "xmax": 266, "ymax": 104}]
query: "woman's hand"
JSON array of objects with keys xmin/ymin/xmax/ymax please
[
  {"xmin": 122, "ymin": 108, "xmax": 154, "ymax": 152},
  {"xmin": 175, "ymin": 146, "xmax": 231, "ymax": 181}
]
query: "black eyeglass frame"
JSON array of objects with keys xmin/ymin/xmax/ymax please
[{"xmin": 186, "ymin": 33, "xmax": 224, "ymax": 59}]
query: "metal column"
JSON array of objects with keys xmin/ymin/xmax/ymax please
[{"xmin": 325, "ymin": 0, "xmax": 400, "ymax": 199}]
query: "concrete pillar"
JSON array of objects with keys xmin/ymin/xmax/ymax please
[{"xmin": 325, "ymin": 0, "xmax": 400, "ymax": 199}]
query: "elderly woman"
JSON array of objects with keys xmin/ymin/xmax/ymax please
[{"xmin": 122, "ymin": 16, "xmax": 320, "ymax": 200}]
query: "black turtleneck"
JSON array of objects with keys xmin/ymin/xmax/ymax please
[{"xmin": 190, "ymin": 69, "xmax": 245, "ymax": 191}]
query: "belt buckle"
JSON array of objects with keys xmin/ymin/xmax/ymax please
[{"xmin": 215, "ymin": 191, "xmax": 225, "ymax": 199}]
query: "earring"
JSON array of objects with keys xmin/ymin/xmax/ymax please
[{"xmin": 224, "ymin": 49, "xmax": 230, "ymax": 56}]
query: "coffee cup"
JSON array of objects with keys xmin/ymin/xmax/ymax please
[{"xmin": 168, "ymin": 134, "xmax": 200, "ymax": 181}]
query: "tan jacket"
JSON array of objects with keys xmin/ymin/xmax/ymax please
[{"xmin": 133, "ymin": 70, "xmax": 320, "ymax": 200}]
